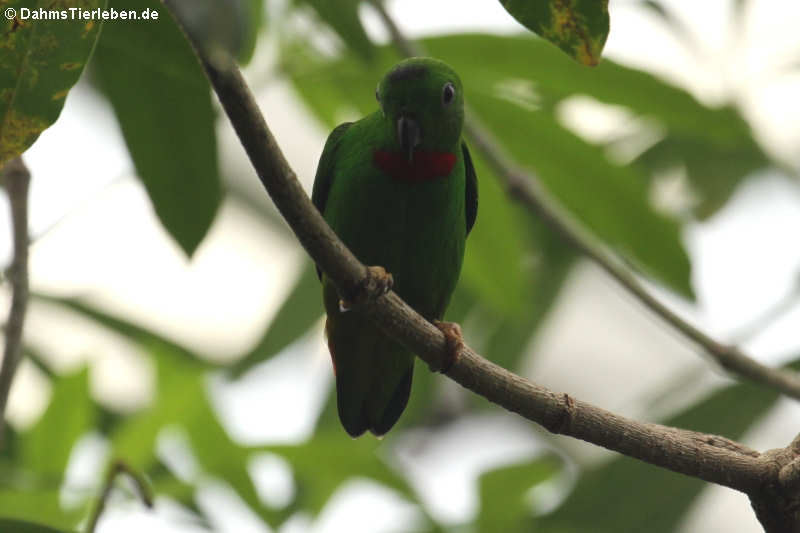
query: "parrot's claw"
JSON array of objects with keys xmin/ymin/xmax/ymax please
[
  {"xmin": 432, "ymin": 320, "xmax": 464, "ymax": 373},
  {"xmin": 339, "ymin": 265, "xmax": 394, "ymax": 312}
]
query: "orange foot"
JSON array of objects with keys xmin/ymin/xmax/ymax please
[
  {"xmin": 339, "ymin": 265, "xmax": 394, "ymax": 312},
  {"xmin": 433, "ymin": 320, "xmax": 464, "ymax": 373}
]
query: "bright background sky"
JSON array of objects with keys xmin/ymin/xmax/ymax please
[{"xmin": 2, "ymin": 0, "xmax": 800, "ymax": 531}]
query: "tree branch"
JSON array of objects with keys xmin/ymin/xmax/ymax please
[
  {"xmin": 157, "ymin": 2, "xmax": 786, "ymax": 498},
  {"xmin": 85, "ymin": 459, "xmax": 153, "ymax": 533},
  {"xmin": 367, "ymin": 0, "xmax": 800, "ymax": 403},
  {"xmin": 0, "ymin": 156, "xmax": 30, "ymax": 447}
]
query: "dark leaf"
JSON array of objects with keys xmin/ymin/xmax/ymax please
[
  {"xmin": 0, "ymin": 518, "xmax": 75, "ymax": 533},
  {"xmin": 296, "ymin": 0, "xmax": 373, "ymax": 62},
  {"xmin": 93, "ymin": 0, "xmax": 221, "ymax": 256},
  {"xmin": 498, "ymin": 0, "xmax": 609, "ymax": 66},
  {"xmin": 477, "ymin": 455, "xmax": 562, "ymax": 533},
  {"xmin": 0, "ymin": 0, "xmax": 106, "ymax": 165}
]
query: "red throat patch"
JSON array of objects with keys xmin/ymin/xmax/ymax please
[{"xmin": 373, "ymin": 149, "xmax": 456, "ymax": 182}]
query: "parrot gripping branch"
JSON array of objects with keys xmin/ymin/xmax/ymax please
[
  {"xmin": 162, "ymin": 3, "xmax": 800, "ymax": 524},
  {"xmin": 367, "ymin": 0, "xmax": 800, "ymax": 405}
]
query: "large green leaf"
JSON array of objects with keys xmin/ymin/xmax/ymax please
[
  {"xmin": 498, "ymin": 0, "xmax": 609, "ymax": 66},
  {"xmin": 21, "ymin": 368, "xmax": 94, "ymax": 478},
  {"xmin": 0, "ymin": 488, "xmax": 83, "ymax": 531},
  {"xmin": 1, "ymin": 369, "xmax": 95, "ymax": 529},
  {"xmin": 0, "ymin": 0, "xmax": 106, "ymax": 165},
  {"xmin": 295, "ymin": 0, "xmax": 373, "ymax": 62},
  {"xmin": 0, "ymin": 518, "xmax": 75, "ymax": 533},
  {"xmin": 167, "ymin": 0, "xmax": 265, "ymax": 65},
  {"xmin": 536, "ymin": 361, "xmax": 797, "ymax": 533},
  {"xmin": 93, "ymin": 0, "xmax": 221, "ymax": 256},
  {"xmin": 229, "ymin": 262, "xmax": 323, "ymax": 378},
  {"xmin": 476, "ymin": 455, "xmax": 562, "ymax": 533},
  {"xmin": 266, "ymin": 429, "xmax": 416, "ymax": 516}
]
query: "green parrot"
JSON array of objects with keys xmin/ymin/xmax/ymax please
[{"xmin": 312, "ymin": 57, "xmax": 478, "ymax": 437}]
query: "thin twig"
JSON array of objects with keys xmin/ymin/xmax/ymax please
[
  {"xmin": 368, "ymin": 0, "xmax": 800, "ymax": 402},
  {"xmin": 0, "ymin": 156, "xmax": 30, "ymax": 447},
  {"xmin": 85, "ymin": 459, "xmax": 153, "ymax": 533},
  {"xmin": 158, "ymin": 2, "xmax": 784, "ymax": 495}
]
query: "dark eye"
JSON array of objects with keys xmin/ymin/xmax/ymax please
[{"xmin": 442, "ymin": 82, "xmax": 455, "ymax": 105}]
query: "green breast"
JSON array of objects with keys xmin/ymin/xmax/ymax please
[{"xmin": 322, "ymin": 114, "xmax": 467, "ymax": 319}]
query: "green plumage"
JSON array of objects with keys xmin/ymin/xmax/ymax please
[{"xmin": 312, "ymin": 58, "xmax": 478, "ymax": 437}]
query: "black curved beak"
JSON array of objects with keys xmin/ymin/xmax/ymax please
[{"xmin": 397, "ymin": 115, "xmax": 420, "ymax": 163}]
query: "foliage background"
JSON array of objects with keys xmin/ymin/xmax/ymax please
[{"xmin": 1, "ymin": 0, "xmax": 800, "ymax": 532}]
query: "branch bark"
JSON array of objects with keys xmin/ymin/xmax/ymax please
[
  {"xmin": 161, "ymin": 3, "xmax": 800, "ymax": 529},
  {"xmin": 367, "ymin": 0, "xmax": 800, "ymax": 403},
  {"xmin": 0, "ymin": 156, "xmax": 30, "ymax": 447}
]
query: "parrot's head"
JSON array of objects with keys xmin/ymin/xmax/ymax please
[{"xmin": 376, "ymin": 57, "xmax": 464, "ymax": 162}]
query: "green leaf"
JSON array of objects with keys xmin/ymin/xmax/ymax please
[
  {"xmin": 167, "ymin": 0, "xmax": 265, "ymax": 65},
  {"xmin": 296, "ymin": 0, "xmax": 373, "ymax": 62},
  {"xmin": 498, "ymin": 0, "xmax": 609, "ymax": 66},
  {"xmin": 239, "ymin": 0, "xmax": 265, "ymax": 64},
  {"xmin": 0, "ymin": 490, "xmax": 83, "ymax": 531},
  {"xmin": 0, "ymin": 0, "xmax": 106, "ymax": 165},
  {"xmin": 0, "ymin": 518, "xmax": 75, "ymax": 533},
  {"xmin": 93, "ymin": 0, "xmax": 221, "ymax": 256},
  {"xmin": 637, "ymin": 135, "xmax": 768, "ymax": 220},
  {"xmin": 229, "ymin": 262, "xmax": 323, "ymax": 378},
  {"xmin": 536, "ymin": 361, "xmax": 796, "ymax": 533},
  {"xmin": 267, "ymin": 430, "xmax": 415, "ymax": 516},
  {"xmin": 476, "ymin": 455, "xmax": 562, "ymax": 533},
  {"xmin": 21, "ymin": 368, "xmax": 95, "ymax": 477}
]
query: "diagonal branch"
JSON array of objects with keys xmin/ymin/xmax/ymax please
[
  {"xmin": 0, "ymin": 156, "xmax": 30, "ymax": 447},
  {"xmin": 368, "ymin": 0, "xmax": 800, "ymax": 402},
  {"xmin": 160, "ymin": 0, "xmax": 780, "ymax": 496}
]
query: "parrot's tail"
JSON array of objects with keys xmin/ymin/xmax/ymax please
[{"xmin": 326, "ymin": 318, "xmax": 414, "ymax": 437}]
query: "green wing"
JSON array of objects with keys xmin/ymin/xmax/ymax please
[
  {"xmin": 312, "ymin": 122, "xmax": 353, "ymax": 279},
  {"xmin": 312, "ymin": 122, "xmax": 353, "ymax": 215},
  {"xmin": 462, "ymin": 142, "xmax": 478, "ymax": 236}
]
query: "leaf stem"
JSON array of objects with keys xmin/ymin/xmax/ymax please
[{"xmin": 85, "ymin": 459, "xmax": 153, "ymax": 533}]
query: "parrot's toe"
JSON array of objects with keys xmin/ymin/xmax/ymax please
[
  {"xmin": 432, "ymin": 320, "xmax": 464, "ymax": 373},
  {"xmin": 339, "ymin": 265, "xmax": 394, "ymax": 312}
]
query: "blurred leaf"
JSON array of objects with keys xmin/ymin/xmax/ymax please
[
  {"xmin": 459, "ymin": 152, "xmax": 532, "ymax": 314},
  {"xmin": 0, "ymin": 0, "xmax": 106, "ymax": 165},
  {"xmin": 229, "ymin": 262, "xmax": 323, "ymax": 378},
  {"xmin": 167, "ymin": 0, "xmax": 265, "ymax": 65},
  {"xmin": 22, "ymin": 368, "xmax": 94, "ymax": 478},
  {"xmin": 3, "ymin": 369, "xmax": 94, "ymax": 531},
  {"xmin": 476, "ymin": 455, "xmax": 562, "ymax": 533},
  {"xmin": 0, "ymin": 489, "xmax": 83, "ymax": 531},
  {"xmin": 296, "ymin": 0, "xmax": 373, "ymax": 62},
  {"xmin": 110, "ymin": 342, "xmax": 287, "ymax": 526},
  {"xmin": 35, "ymin": 294, "xmax": 219, "ymax": 371},
  {"xmin": 0, "ymin": 518, "xmax": 75, "ymax": 533},
  {"xmin": 498, "ymin": 0, "xmax": 609, "ymax": 66},
  {"xmin": 239, "ymin": 0, "xmax": 266, "ymax": 64},
  {"xmin": 469, "ymin": 91, "xmax": 693, "ymax": 297},
  {"xmin": 267, "ymin": 429, "xmax": 415, "ymax": 515},
  {"xmin": 536, "ymin": 360, "xmax": 799, "ymax": 533},
  {"xmin": 637, "ymin": 135, "xmax": 767, "ymax": 219},
  {"xmin": 93, "ymin": 0, "xmax": 221, "ymax": 256}
]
